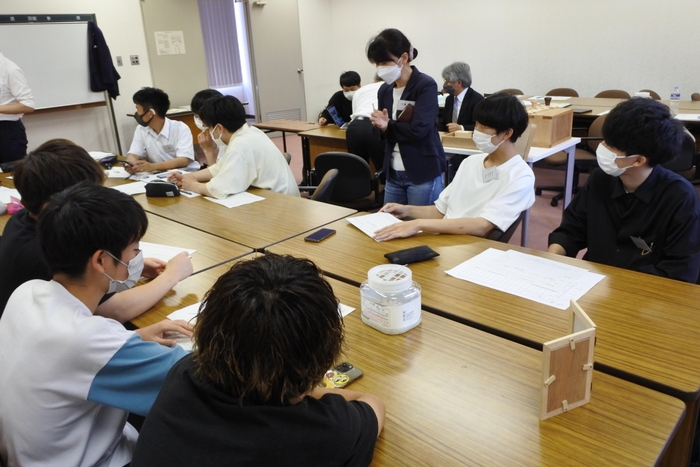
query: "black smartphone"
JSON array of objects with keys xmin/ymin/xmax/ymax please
[
  {"xmin": 304, "ymin": 228, "xmax": 336, "ymax": 243},
  {"xmin": 321, "ymin": 362, "xmax": 364, "ymax": 388}
]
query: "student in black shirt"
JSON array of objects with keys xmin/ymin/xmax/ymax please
[
  {"xmin": 318, "ymin": 71, "xmax": 361, "ymax": 126},
  {"xmin": 548, "ymin": 98, "xmax": 700, "ymax": 283},
  {"xmin": 0, "ymin": 139, "xmax": 193, "ymax": 318},
  {"xmin": 132, "ymin": 254, "xmax": 385, "ymax": 467}
]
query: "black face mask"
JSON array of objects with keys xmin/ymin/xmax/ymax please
[
  {"xmin": 134, "ymin": 109, "xmax": 152, "ymax": 127},
  {"xmin": 443, "ymin": 85, "xmax": 455, "ymax": 95}
]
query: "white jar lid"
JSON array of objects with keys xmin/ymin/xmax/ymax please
[{"xmin": 367, "ymin": 264, "xmax": 412, "ymax": 293}]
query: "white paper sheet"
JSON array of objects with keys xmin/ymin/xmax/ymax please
[
  {"xmin": 111, "ymin": 182, "xmax": 147, "ymax": 196},
  {"xmin": 105, "ymin": 167, "xmax": 131, "ymax": 179},
  {"xmin": 674, "ymin": 114, "xmax": 700, "ymax": 122},
  {"xmin": 347, "ymin": 212, "xmax": 401, "ymax": 241},
  {"xmin": 205, "ymin": 192, "xmax": 264, "ymax": 208},
  {"xmin": 0, "ymin": 187, "xmax": 21, "ymax": 204},
  {"xmin": 445, "ymin": 248, "xmax": 605, "ymax": 310},
  {"xmin": 140, "ymin": 241, "xmax": 196, "ymax": 262},
  {"xmin": 166, "ymin": 302, "xmax": 201, "ymax": 350},
  {"xmin": 339, "ymin": 303, "xmax": 355, "ymax": 317},
  {"xmin": 179, "ymin": 190, "xmax": 201, "ymax": 198},
  {"xmin": 597, "ymin": 110, "xmax": 611, "ymax": 116}
]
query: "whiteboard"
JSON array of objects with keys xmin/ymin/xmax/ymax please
[{"xmin": 0, "ymin": 23, "xmax": 105, "ymax": 109}]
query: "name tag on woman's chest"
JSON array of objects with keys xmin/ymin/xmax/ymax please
[{"xmin": 482, "ymin": 166, "xmax": 498, "ymax": 183}]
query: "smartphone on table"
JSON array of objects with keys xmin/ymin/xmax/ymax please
[
  {"xmin": 304, "ymin": 228, "xmax": 336, "ymax": 243},
  {"xmin": 321, "ymin": 362, "xmax": 363, "ymax": 388}
]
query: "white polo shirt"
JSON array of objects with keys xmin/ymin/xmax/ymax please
[
  {"xmin": 207, "ymin": 124, "xmax": 300, "ymax": 199},
  {"xmin": 0, "ymin": 53, "xmax": 34, "ymax": 121},
  {"xmin": 128, "ymin": 117, "xmax": 199, "ymax": 171},
  {"xmin": 435, "ymin": 152, "xmax": 535, "ymax": 231},
  {"xmin": 0, "ymin": 280, "xmax": 188, "ymax": 467}
]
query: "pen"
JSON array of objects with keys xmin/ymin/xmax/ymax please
[{"xmin": 181, "ymin": 190, "xmax": 194, "ymax": 196}]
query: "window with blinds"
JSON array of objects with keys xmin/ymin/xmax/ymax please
[{"xmin": 197, "ymin": 0, "xmax": 243, "ymax": 88}]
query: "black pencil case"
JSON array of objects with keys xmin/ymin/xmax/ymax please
[
  {"xmin": 384, "ymin": 245, "xmax": 439, "ymax": 264},
  {"xmin": 145, "ymin": 181, "xmax": 180, "ymax": 197}
]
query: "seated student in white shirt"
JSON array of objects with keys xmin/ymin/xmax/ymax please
[
  {"xmin": 374, "ymin": 92, "xmax": 535, "ymax": 241},
  {"xmin": 125, "ymin": 87, "xmax": 199, "ymax": 173},
  {"xmin": 168, "ymin": 96, "xmax": 300, "ymax": 198},
  {"xmin": 0, "ymin": 182, "xmax": 193, "ymax": 467},
  {"xmin": 190, "ymin": 88, "xmax": 223, "ymax": 166}
]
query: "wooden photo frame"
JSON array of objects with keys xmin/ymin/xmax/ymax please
[{"xmin": 540, "ymin": 300, "xmax": 596, "ymax": 420}]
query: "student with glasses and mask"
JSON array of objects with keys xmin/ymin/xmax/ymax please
[
  {"xmin": 548, "ymin": 98, "xmax": 700, "ymax": 283},
  {"xmin": 168, "ymin": 96, "xmax": 299, "ymax": 198},
  {"xmin": 368, "ymin": 28, "xmax": 446, "ymax": 206},
  {"xmin": 373, "ymin": 93, "xmax": 535, "ymax": 241},
  {"xmin": 125, "ymin": 87, "xmax": 199, "ymax": 173}
]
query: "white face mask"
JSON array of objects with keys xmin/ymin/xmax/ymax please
[
  {"xmin": 343, "ymin": 91, "xmax": 356, "ymax": 101},
  {"xmin": 472, "ymin": 129, "xmax": 504, "ymax": 154},
  {"xmin": 376, "ymin": 58, "xmax": 403, "ymax": 85},
  {"xmin": 209, "ymin": 125, "xmax": 225, "ymax": 147},
  {"xmin": 103, "ymin": 250, "xmax": 144, "ymax": 294},
  {"xmin": 194, "ymin": 115, "xmax": 207, "ymax": 131},
  {"xmin": 596, "ymin": 144, "xmax": 636, "ymax": 177}
]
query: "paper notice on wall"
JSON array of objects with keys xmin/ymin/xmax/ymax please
[{"xmin": 155, "ymin": 31, "xmax": 186, "ymax": 55}]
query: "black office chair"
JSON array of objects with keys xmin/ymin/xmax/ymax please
[
  {"xmin": 311, "ymin": 152, "xmax": 383, "ymax": 211},
  {"xmin": 484, "ymin": 211, "xmax": 525, "ymax": 243},
  {"xmin": 536, "ymin": 114, "xmax": 607, "ymax": 206},
  {"xmin": 297, "ymin": 168, "xmax": 340, "ymax": 204},
  {"xmin": 662, "ymin": 129, "xmax": 700, "ymax": 185}
]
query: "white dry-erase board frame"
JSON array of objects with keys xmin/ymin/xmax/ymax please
[{"xmin": 0, "ymin": 14, "xmax": 120, "ymax": 151}]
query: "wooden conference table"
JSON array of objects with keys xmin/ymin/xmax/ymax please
[
  {"xmin": 267, "ymin": 216, "xmax": 700, "ymax": 465},
  {"xmin": 110, "ymin": 184, "xmax": 356, "ymax": 251},
  {"xmin": 253, "ymin": 119, "xmax": 319, "ymax": 153},
  {"xmin": 133, "ymin": 261, "xmax": 684, "ymax": 466}
]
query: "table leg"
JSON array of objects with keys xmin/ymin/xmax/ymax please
[
  {"xmin": 520, "ymin": 162, "xmax": 534, "ymax": 247},
  {"xmin": 562, "ymin": 143, "xmax": 576, "ymax": 208},
  {"xmin": 301, "ymin": 135, "xmax": 311, "ymax": 185}
]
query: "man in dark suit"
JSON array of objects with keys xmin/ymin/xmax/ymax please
[{"xmin": 438, "ymin": 62, "xmax": 484, "ymax": 179}]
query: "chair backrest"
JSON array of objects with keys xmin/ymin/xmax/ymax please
[
  {"xmin": 638, "ymin": 89, "xmax": 661, "ymax": 100},
  {"xmin": 546, "ymin": 88, "xmax": 579, "ymax": 97},
  {"xmin": 661, "ymin": 129, "xmax": 696, "ymax": 172},
  {"xmin": 584, "ymin": 114, "xmax": 607, "ymax": 152},
  {"xmin": 283, "ymin": 152, "xmax": 292, "ymax": 164},
  {"xmin": 691, "ymin": 92, "xmax": 700, "ymax": 102},
  {"xmin": 310, "ymin": 168, "xmax": 339, "ymax": 203},
  {"xmin": 314, "ymin": 152, "xmax": 372, "ymax": 202},
  {"xmin": 496, "ymin": 88, "xmax": 524, "ymax": 95},
  {"xmin": 595, "ymin": 89, "xmax": 631, "ymax": 99},
  {"xmin": 485, "ymin": 211, "xmax": 525, "ymax": 243}
]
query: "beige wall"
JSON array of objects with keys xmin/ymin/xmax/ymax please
[
  {"xmin": 140, "ymin": 0, "xmax": 209, "ymax": 108},
  {"xmin": 297, "ymin": 0, "xmax": 700, "ymax": 119}
]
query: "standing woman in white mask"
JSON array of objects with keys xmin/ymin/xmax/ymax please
[
  {"xmin": 368, "ymin": 29, "xmax": 446, "ymax": 206},
  {"xmin": 373, "ymin": 93, "xmax": 534, "ymax": 241}
]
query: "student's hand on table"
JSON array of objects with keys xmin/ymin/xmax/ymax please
[
  {"xmin": 373, "ymin": 220, "xmax": 421, "ymax": 242},
  {"xmin": 167, "ymin": 172, "xmax": 183, "ymax": 187},
  {"xmin": 135, "ymin": 319, "xmax": 194, "ymax": 347},
  {"xmin": 370, "ymin": 109, "xmax": 389, "ymax": 131},
  {"xmin": 131, "ymin": 160, "xmax": 155, "ymax": 173},
  {"xmin": 142, "ymin": 257, "xmax": 167, "ymax": 278},
  {"xmin": 446, "ymin": 123, "xmax": 463, "ymax": 133},
  {"xmin": 161, "ymin": 252, "xmax": 194, "ymax": 283},
  {"xmin": 179, "ymin": 173, "xmax": 199, "ymax": 192},
  {"xmin": 380, "ymin": 203, "xmax": 410, "ymax": 219},
  {"xmin": 197, "ymin": 129, "xmax": 216, "ymax": 151},
  {"xmin": 318, "ymin": 117, "xmax": 328, "ymax": 126}
]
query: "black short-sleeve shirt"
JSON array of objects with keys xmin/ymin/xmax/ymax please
[{"xmin": 131, "ymin": 355, "xmax": 379, "ymax": 467}]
